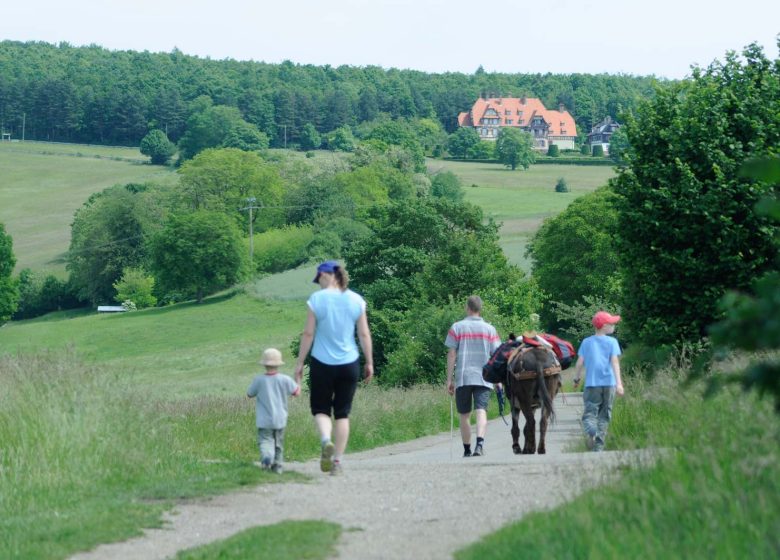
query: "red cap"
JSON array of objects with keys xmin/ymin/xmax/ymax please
[{"xmin": 592, "ymin": 311, "xmax": 621, "ymax": 330}]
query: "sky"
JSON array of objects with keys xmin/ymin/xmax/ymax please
[{"xmin": 1, "ymin": 0, "xmax": 778, "ymax": 79}]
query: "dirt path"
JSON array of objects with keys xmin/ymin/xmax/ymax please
[{"xmin": 71, "ymin": 394, "xmax": 655, "ymax": 559}]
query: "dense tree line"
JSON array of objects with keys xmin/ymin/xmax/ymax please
[{"xmin": 0, "ymin": 41, "xmax": 659, "ymax": 147}]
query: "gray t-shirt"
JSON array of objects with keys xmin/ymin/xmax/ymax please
[{"xmin": 247, "ymin": 373, "xmax": 300, "ymax": 429}]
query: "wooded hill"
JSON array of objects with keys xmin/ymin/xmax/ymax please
[{"xmin": 0, "ymin": 40, "xmax": 660, "ymax": 147}]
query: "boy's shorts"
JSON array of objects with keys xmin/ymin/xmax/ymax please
[{"xmin": 455, "ymin": 385, "xmax": 491, "ymax": 414}]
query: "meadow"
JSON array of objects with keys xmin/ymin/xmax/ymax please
[
  {"xmin": 428, "ymin": 159, "xmax": 615, "ymax": 269},
  {"xmin": 0, "ymin": 141, "xmax": 176, "ymax": 273}
]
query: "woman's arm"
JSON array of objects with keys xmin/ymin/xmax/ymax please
[
  {"xmin": 356, "ymin": 311, "xmax": 374, "ymax": 382},
  {"xmin": 294, "ymin": 308, "xmax": 317, "ymax": 384}
]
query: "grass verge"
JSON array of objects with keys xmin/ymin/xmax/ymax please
[
  {"xmin": 175, "ymin": 520, "xmax": 341, "ymax": 560},
  {"xmin": 0, "ymin": 352, "xmax": 457, "ymax": 559},
  {"xmin": 456, "ymin": 360, "xmax": 780, "ymax": 559}
]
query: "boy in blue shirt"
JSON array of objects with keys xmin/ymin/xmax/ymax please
[
  {"xmin": 247, "ymin": 348, "xmax": 300, "ymax": 474},
  {"xmin": 572, "ymin": 311, "xmax": 624, "ymax": 452}
]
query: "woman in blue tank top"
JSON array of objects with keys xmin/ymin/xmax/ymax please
[{"xmin": 294, "ymin": 260, "xmax": 373, "ymax": 475}]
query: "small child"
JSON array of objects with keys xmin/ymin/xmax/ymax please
[
  {"xmin": 572, "ymin": 311, "xmax": 624, "ymax": 452},
  {"xmin": 247, "ymin": 348, "xmax": 300, "ymax": 474}
]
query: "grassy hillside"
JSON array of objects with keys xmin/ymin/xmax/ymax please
[
  {"xmin": 0, "ymin": 141, "xmax": 176, "ymax": 273},
  {"xmin": 427, "ymin": 160, "xmax": 615, "ymax": 269}
]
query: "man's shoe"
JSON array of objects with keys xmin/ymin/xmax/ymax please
[
  {"xmin": 463, "ymin": 449, "xmax": 472, "ymax": 458},
  {"xmin": 472, "ymin": 444, "xmax": 484, "ymax": 457},
  {"xmin": 320, "ymin": 441, "xmax": 335, "ymax": 472}
]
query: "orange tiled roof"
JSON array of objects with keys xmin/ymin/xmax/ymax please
[{"xmin": 463, "ymin": 97, "xmax": 577, "ymax": 137}]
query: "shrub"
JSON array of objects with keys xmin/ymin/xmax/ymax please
[
  {"xmin": 554, "ymin": 178, "xmax": 569, "ymax": 193},
  {"xmin": 139, "ymin": 129, "xmax": 176, "ymax": 165},
  {"xmin": 113, "ymin": 267, "xmax": 157, "ymax": 309},
  {"xmin": 591, "ymin": 144, "xmax": 604, "ymax": 157},
  {"xmin": 251, "ymin": 225, "xmax": 316, "ymax": 273},
  {"xmin": 547, "ymin": 144, "xmax": 560, "ymax": 157},
  {"xmin": 580, "ymin": 144, "xmax": 590, "ymax": 155},
  {"xmin": 13, "ymin": 270, "xmax": 83, "ymax": 319},
  {"xmin": 430, "ymin": 171, "xmax": 464, "ymax": 202}
]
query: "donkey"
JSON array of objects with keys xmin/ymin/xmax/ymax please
[{"xmin": 506, "ymin": 346, "xmax": 561, "ymax": 455}]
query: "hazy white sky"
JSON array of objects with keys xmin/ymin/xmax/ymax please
[{"xmin": 2, "ymin": 0, "xmax": 778, "ymax": 79}]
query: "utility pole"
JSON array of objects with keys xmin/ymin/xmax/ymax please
[
  {"xmin": 22, "ymin": 112, "xmax": 25, "ymax": 142},
  {"xmin": 240, "ymin": 197, "xmax": 262, "ymax": 262},
  {"xmin": 283, "ymin": 124, "xmax": 288, "ymax": 149}
]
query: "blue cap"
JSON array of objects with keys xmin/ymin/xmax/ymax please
[{"xmin": 313, "ymin": 260, "xmax": 339, "ymax": 283}]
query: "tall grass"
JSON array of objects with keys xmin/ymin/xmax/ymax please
[
  {"xmin": 0, "ymin": 352, "xmax": 455, "ymax": 559},
  {"xmin": 456, "ymin": 357, "xmax": 780, "ymax": 559}
]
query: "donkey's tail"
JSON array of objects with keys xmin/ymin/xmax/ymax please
[{"xmin": 536, "ymin": 361, "xmax": 555, "ymax": 422}]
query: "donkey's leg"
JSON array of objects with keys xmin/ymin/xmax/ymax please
[
  {"xmin": 511, "ymin": 406, "xmax": 521, "ymax": 454},
  {"xmin": 538, "ymin": 378, "xmax": 557, "ymax": 455},
  {"xmin": 521, "ymin": 404, "xmax": 536, "ymax": 454}
]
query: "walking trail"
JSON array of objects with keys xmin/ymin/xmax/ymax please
[{"xmin": 71, "ymin": 393, "xmax": 656, "ymax": 560}]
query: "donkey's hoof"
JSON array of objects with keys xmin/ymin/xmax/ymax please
[
  {"xmin": 512, "ymin": 445, "xmax": 522, "ymax": 455},
  {"xmin": 522, "ymin": 448, "xmax": 534, "ymax": 455},
  {"xmin": 537, "ymin": 448, "xmax": 546, "ymax": 455}
]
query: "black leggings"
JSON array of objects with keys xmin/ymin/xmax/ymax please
[{"xmin": 309, "ymin": 357, "xmax": 360, "ymax": 419}]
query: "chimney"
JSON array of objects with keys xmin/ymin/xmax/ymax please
[
  {"xmin": 521, "ymin": 96, "xmax": 527, "ymax": 105},
  {"xmin": 559, "ymin": 103, "xmax": 565, "ymax": 112}
]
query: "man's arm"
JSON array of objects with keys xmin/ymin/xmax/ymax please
[
  {"xmin": 446, "ymin": 348, "xmax": 457, "ymax": 395},
  {"xmin": 572, "ymin": 356, "xmax": 585, "ymax": 388}
]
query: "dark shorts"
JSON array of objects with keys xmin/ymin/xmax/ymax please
[
  {"xmin": 455, "ymin": 385, "xmax": 491, "ymax": 414},
  {"xmin": 309, "ymin": 357, "xmax": 360, "ymax": 419}
]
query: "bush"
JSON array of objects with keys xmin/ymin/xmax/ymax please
[
  {"xmin": 113, "ymin": 267, "xmax": 157, "ymax": 309},
  {"xmin": 13, "ymin": 270, "xmax": 83, "ymax": 319},
  {"xmin": 580, "ymin": 144, "xmax": 590, "ymax": 155},
  {"xmin": 591, "ymin": 144, "xmax": 604, "ymax": 157},
  {"xmin": 554, "ymin": 178, "xmax": 568, "ymax": 192},
  {"xmin": 430, "ymin": 171, "xmax": 464, "ymax": 202},
  {"xmin": 251, "ymin": 225, "xmax": 316, "ymax": 273},
  {"xmin": 547, "ymin": 144, "xmax": 560, "ymax": 157},
  {"xmin": 139, "ymin": 129, "xmax": 176, "ymax": 165}
]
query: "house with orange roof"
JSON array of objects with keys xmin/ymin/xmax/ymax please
[{"xmin": 457, "ymin": 96, "xmax": 577, "ymax": 151}]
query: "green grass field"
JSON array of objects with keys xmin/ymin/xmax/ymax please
[
  {"xmin": 427, "ymin": 159, "xmax": 615, "ymax": 269},
  {"xmin": 0, "ymin": 141, "xmax": 176, "ymax": 274}
]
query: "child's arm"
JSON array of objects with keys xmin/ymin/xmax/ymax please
[
  {"xmin": 612, "ymin": 355, "xmax": 624, "ymax": 396},
  {"xmin": 572, "ymin": 356, "xmax": 585, "ymax": 388}
]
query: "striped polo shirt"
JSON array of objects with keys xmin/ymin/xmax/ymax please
[{"xmin": 445, "ymin": 316, "xmax": 501, "ymax": 388}]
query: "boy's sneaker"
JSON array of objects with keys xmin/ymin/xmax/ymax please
[
  {"xmin": 463, "ymin": 449, "xmax": 472, "ymax": 457},
  {"xmin": 271, "ymin": 463, "xmax": 283, "ymax": 475},
  {"xmin": 320, "ymin": 441, "xmax": 336, "ymax": 472},
  {"xmin": 330, "ymin": 460, "xmax": 343, "ymax": 476},
  {"xmin": 585, "ymin": 434, "xmax": 595, "ymax": 451},
  {"xmin": 472, "ymin": 444, "xmax": 484, "ymax": 457}
]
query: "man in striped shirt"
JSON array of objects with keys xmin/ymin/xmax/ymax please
[{"xmin": 445, "ymin": 295, "xmax": 501, "ymax": 457}]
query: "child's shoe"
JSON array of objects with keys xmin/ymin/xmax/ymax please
[{"xmin": 320, "ymin": 441, "xmax": 335, "ymax": 472}]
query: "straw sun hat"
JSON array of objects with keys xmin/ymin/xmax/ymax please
[{"xmin": 260, "ymin": 348, "xmax": 284, "ymax": 367}]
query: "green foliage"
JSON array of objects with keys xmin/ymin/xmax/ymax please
[
  {"xmin": 299, "ymin": 123, "xmax": 322, "ymax": 151},
  {"xmin": 176, "ymin": 521, "xmax": 341, "ymax": 560},
  {"xmin": 251, "ymin": 225, "xmax": 315, "ymax": 273},
  {"xmin": 139, "ymin": 129, "xmax": 176, "ymax": 165},
  {"xmin": 178, "ymin": 102, "xmax": 267, "ymax": 160},
  {"xmin": 591, "ymin": 144, "xmax": 604, "ymax": 157},
  {"xmin": 324, "ymin": 125, "xmax": 356, "ymax": 151},
  {"xmin": 13, "ymin": 269, "xmax": 83, "ymax": 319},
  {"xmin": 67, "ymin": 184, "xmax": 165, "ymax": 305},
  {"xmin": 554, "ymin": 177, "xmax": 568, "ymax": 192},
  {"xmin": 467, "ymin": 140, "xmax": 495, "ymax": 160},
  {"xmin": 549, "ymin": 295, "xmax": 622, "ymax": 346},
  {"xmin": 612, "ymin": 43, "xmax": 780, "ymax": 344},
  {"xmin": 495, "ymin": 128, "xmax": 536, "ymax": 170},
  {"xmin": 447, "ymin": 127, "xmax": 481, "ymax": 158},
  {"xmin": 527, "ymin": 187, "xmax": 621, "ymax": 327},
  {"xmin": 177, "ymin": 148, "xmax": 285, "ymax": 231},
  {"xmin": 222, "ymin": 120, "xmax": 270, "ymax": 152},
  {"xmin": 365, "ymin": 120, "xmax": 425, "ymax": 172},
  {"xmin": 430, "ymin": 170, "xmax": 464, "ymax": 202},
  {"xmin": 707, "ymin": 155, "xmax": 780, "ymax": 411},
  {"xmin": 0, "ymin": 223, "xmax": 19, "ymax": 322},
  {"xmin": 151, "ymin": 211, "xmax": 245, "ymax": 303},
  {"xmin": 546, "ymin": 144, "xmax": 560, "ymax": 157},
  {"xmin": 113, "ymin": 267, "xmax": 157, "ymax": 308},
  {"xmin": 580, "ymin": 144, "xmax": 590, "ymax": 155},
  {"xmin": 608, "ymin": 125, "xmax": 630, "ymax": 165}
]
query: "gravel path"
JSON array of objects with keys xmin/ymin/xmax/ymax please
[{"xmin": 71, "ymin": 393, "xmax": 656, "ymax": 560}]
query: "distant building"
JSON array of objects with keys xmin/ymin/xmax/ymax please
[
  {"xmin": 457, "ymin": 96, "xmax": 577, "ymax": 150},
  {"xmin": 587, "ymin": 116, "xmax": 621, "ymax": 155}
]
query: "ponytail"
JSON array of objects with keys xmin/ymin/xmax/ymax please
[{"xmin": 334, "ymin": 266, "xmax": 349, "ymax": 291}]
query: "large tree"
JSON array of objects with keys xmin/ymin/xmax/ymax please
[
  {"xmin": 150, "ymin": 211, "xmax": 245, "ymax": 303},
  {"xmin": 140, "ymin": 129, "xmax": 176, "ymax": 165},
  {"xmin": 612, "ymin": 43, "xmax": 780, "ymax": 344},
  {"xmin": 0, "ymin": 223, "xmax": 19, "ymax": 322},
  {"xmin": 495, "ymin": 128, "xmax": 536, "ymax": 170}
]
